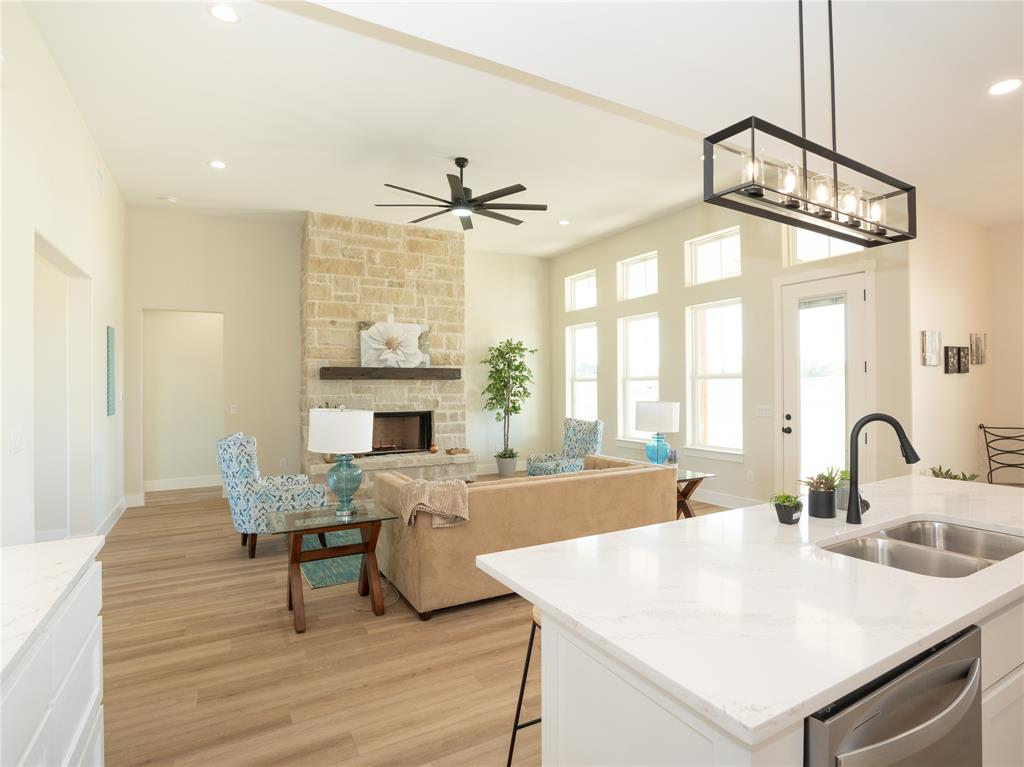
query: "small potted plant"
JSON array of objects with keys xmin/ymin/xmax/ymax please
[
  {"xmin": 801, "ymin": 466, "xmax": 841, "ymax": 519},
  {"xmin": 836, "ymin": 469, "xmax": 851, "ymax": 511},
  {"xmin": 482, "ymin": 339, "xmax": 537, "ymax": 478},
  {"xmin": 770, "ymin": 493, "xmax": 803, "ymax": 525}
]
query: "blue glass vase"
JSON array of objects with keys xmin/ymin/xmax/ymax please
[
  {"xmin": 644, "ymin": 433, "xmax": 672, "ymax": 465},
  {"xmin": 326, "ymin": 454, "xmax": 362, "ymax": 513}
]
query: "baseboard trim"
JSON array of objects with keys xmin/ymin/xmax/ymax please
[
  {"xmin": 693, "ymin": 489, "xmax": 764, "ymax": 510},
  {"xmin": 143, "ymin": 475, "xmax": 222, "ymax": 492},
  {"xmin": 35, "ymin": 528, "xmax": 68, "ymax": 542},
  {"xmin": 476, "ymin": 459, "xmax": 527, "ymax": 477},
  {"xmin": 97, "ymin": 497, "xmax": 128, "ymax": 536},
  {"xmin": 124, "ymin": 493, "xmax": 146, "ymax": 508}
]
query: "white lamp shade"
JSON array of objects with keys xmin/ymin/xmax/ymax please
[
  {"xmin": 635, "ymin": 401, "xmax": 680, "ymax": 433},
  {"xmin": 307, "ymin": 408, "xmax": 374, "ymax": 455}
]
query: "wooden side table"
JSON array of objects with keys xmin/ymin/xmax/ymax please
[
  {"xmin": 676, "ymin": 469, "xmax": 715, "ymax": 519},
  {"xmin": 266, "ymin": 502, "xmax": 398, "ymax": 634}
]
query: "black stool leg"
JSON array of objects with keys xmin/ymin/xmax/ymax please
[{"xmin": 507, "ymin": 620, "xmax": 541, "ymax": 767}]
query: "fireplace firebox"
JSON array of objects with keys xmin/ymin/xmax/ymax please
[{"xmin": 369, "ymin": 411, "xmax": 433, "ymax": 455}]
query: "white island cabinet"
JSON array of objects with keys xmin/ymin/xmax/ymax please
[
  {"xmin": 478, "ymin": 476, "xmax": 1024, "ymax": 765},
  {"xmin": 1, "ymin": 537, "xmax": 106, "ymax": 767}
]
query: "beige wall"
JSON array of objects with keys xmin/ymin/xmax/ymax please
[
  {"xmin": 548, "ymin": 202, "xmax": 912, "ymax": 504},
  {"xmin": 2, "ymin": 2, "xmax": 126, "ymax": 544},
  {"xmin": 987, "ymin": 223, "xmax": 1024, "ymax": 427},
  {"xmin": 125, "ymin": 207, "xmax": 302, "ymax": 498},
  {"xmin": 465, "ymin": 251, "xmax": 552, "ymax": 471},
  {"xmin": 142, "ymin": 311, "xmax": 225, "ymax": 489}
]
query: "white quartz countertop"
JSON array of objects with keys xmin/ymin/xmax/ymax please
[
  {"xmin": 1, "ymin": 536, "xmax": 104, "ymax": 680},
  {"xmin": 477, "ymin": 475, "xmax": 1024, "ymax": 745}
]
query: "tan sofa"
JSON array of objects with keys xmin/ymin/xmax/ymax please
[{"xmin": 375, "ymin": 455, "xmax": 676, "ymax": 618}]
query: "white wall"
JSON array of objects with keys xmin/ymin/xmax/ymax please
[
  {"xmin": 2, "ymin": 2, "xmax": 126, "ymax": 544},
  {"xmin": 548, "ymin": 203, "xmax": 912, "ymax": 505},
  {"xmin": 125, "ymin": 207, "xmax": 302, "ymax": 498},
  {"xmin": 465, "ymin": 251, "xmax": 552, "ymax": 471},
  {"xmin": 142, "ymin": 311, "xmax": 225, "ymax": 490},
  {"xmin": 33, "ymin": 255, "xmax": 69, "ymax": 538}
]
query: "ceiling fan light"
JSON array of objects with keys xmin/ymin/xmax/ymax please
[
  {"xmin": 451, "ymin": 207, "xmax": 472, "ymax": 217},
  {"xmin": 989, "ymin": 78, "xmax": 1022, "ymax": 96}
]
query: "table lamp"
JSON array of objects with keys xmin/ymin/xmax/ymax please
[
  {"xmin": 307, "ymin": 408, "xmax": 374, "ymax": 513},
  {"xmin": 636, "ymin": 401, "xmax": 679, "ymax": 465}
]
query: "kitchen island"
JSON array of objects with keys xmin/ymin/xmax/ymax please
[{"xmin": 477, "ymin": 475, "xmax": 1024, "ymax": 765}]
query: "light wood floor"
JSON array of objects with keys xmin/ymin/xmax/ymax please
[{"xmin": 100, "ymin": 488, "xmax": 722, "ymax": 766}]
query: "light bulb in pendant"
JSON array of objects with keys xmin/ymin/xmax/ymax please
[
  {"xmin": 838, "ymin": 185, "xmax": 861, "ymax": 227},
  {"xmin": 740, "ymin": 153, "xmax": 764, "ymax": 197},
  {"xmin": 777, "ymin": 163, "xmax": 801, "ymax": 208},
  {"xmin": 810, "ymin": 174, "xmax": 834, "ymax": 218}
]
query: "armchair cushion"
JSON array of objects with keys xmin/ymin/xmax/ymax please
[{"xmin": 527, "ymin": 418, "xmax": 604, "ymax": 476}]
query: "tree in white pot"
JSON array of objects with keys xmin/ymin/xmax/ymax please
[{"xmin": 481, "ymin": 339, "xmax": 536, "ymax": 477}]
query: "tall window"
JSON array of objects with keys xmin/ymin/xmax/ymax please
[
  {"xmin": 618, "ymin": 313, "xmax": 659, "ymax": 440},
  {"xmin": 565, "ymin": 270, "xmax": 597, "ymax": 311},
  {"xmin": 790, "ymin": 228, "xmax": 863, "ymax": 263},
  {"xmin": 566, "ymin": 323, "xmax": 598, "ymax": 421},
  {"xmin": 685, "ymin": 227, "xmax": 741, "ymax": 285},
  {"xmin": 687, "ymin": 299, "xmax": 743, "ymax": 452},
  {"xmin": 617, "ymin": 251, "xmax": 658, "ymax": 300}
]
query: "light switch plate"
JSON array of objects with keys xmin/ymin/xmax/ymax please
[{"xmin": 755, "ymin": 404, "xmax": 772, "ymax": 418}]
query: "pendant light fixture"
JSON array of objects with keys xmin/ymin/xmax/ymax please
[{"xmin": 703, "ymin": 0, "xmax": 916, "ymax": 247}]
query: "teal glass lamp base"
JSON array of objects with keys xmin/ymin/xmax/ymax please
[
  {"xmin": 326, "ymin": 454, "xmax": 362, "ymax": 515},
  {"xmin": 644, "ymin": 433, "xmax": 672, "ymax": 465}
]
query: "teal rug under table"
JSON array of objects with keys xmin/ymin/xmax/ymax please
[{"xmin": 299, "ymin": 529, "xmax": 363, "ymax": 588}]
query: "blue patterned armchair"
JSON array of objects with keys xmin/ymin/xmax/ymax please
[
  {"xmin": 216, "ymin": 432, "xmax": 327, "ymax": 557},
  {"xmin": 527, "ymin": 418, "xmax": 605, "ymax": 476}
]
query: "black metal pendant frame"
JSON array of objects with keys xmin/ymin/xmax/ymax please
[
  {"xmin": 702, "ymin": 0, "xmax": 916, "ymax": 248},
  {"xmin": 703, "ymin": 116, "xmax": 917, "ymax": 248}
]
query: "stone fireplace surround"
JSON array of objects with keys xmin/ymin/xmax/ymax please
[{"xmin": 300, "ymin": 213, "xmax": 477, "ymax": 499}]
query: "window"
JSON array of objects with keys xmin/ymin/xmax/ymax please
[
  {"xmin": 687, "ymin": 299, "xmax": 743, "ymax": 452},
  {"xmin": 617, "ymin": 251, "xmax": 658, "ymax": 300},
  {"xmin": 565, "ymin": 270, "xmax": 597, "ymax": 311},
  {"xmin": 685, "ymin": 227, "xmax": 741, "ymax": 285},
  {"xmin": 618, "ymin": 313, "xmax": 659, "ymax": 440},
  {"xmin": 566, "ymin": 323, "xmax": 598, "ymax": 421},
  {"xmin": 790, "ymin": 228, "xmax": 863, "ymax": 264}
]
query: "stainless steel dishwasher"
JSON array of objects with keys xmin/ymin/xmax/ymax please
[{"xmin": 806, "ymin": 625, "xmax": 981, "ymax": 766}]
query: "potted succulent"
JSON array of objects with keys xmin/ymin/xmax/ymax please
[
  {"xmin": 836, "ymin": 469, "xmax": 851, "ymax": 511},
  {"xmin": 482, "ymin": 339, "xmax": 537, "ymax": 478},
  {"xmin": 770, "ymin": 493, "xmax": 803, "ymax": 525},
  {"xmin": 929, "ymin": 465, "xmax": 979, "ymax": 482},
  {"xmin": 801, "ymin": 466, "xmax": 841, "ymax": 519}
]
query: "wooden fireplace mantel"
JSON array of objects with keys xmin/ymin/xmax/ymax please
[{"xmin": 319, "ymin": 367, "xmax": 462, "ymax": 381}]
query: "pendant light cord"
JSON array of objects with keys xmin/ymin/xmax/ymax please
[
  {"xmin": 828, "ymin": 0, "xmax": 839, "ymax": 195},
  {"xmin": 798, "ymin": 0, "xmax": 808, "ymax": 193}
]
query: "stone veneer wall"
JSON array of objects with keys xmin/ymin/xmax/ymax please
[{"xmin": 300, "ymin": 213, "xmax": 469, "ymax": 483}]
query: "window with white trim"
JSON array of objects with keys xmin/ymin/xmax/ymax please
[
  {"xmin": 685, "ymin": 227, "xmax": 741, "ymax": 285},
  {"xmin": 618, "ymin": 313, "xmax": 659, "ymax": 440},
  {"xmin": 617, "ymin": 251, "xmax": 658, "ymax": 300},
  {"xmin": 565, "ymin": 270, "xmax": 597, "ymax": 311},
  {"xmin": 790, "ymin": 228, "xmax": 863, "ymax": 264},
  {"xmin": 566, "ymin": 323, "xmax": 598, "ymax": 421},
  {"xmin": 687, "ymin": 299, "xmax": 743, "ymax": 452}
]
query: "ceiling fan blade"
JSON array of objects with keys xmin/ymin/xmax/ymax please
[
  {"xmin": 409, "ymin": 210, "xmax": 450, "ymax": 224},
  {"xmin": 471, "ymin": 184, "xmax": 526, "ymax": 204},
  {"xmin": 460, "ymin": 215, "xmax": 473, "ymax": 231},
  {"xmin": 374, "ymin": 204, "xmax": 447, "ymax": 207},
  {"xmin": 384, "ymin": 183, "xmax": 451, "ymax": 204},
  {"xmin": 463, "ymin": 187, "xmax": 472, "ymax": 200},
  {"xmin": 479, "ymin": 203, "xmax": 548, "ymax": 211},
  {"xmin": 474, "ymin": 209, "xmax": 522, "ymax": 226},
  {"xmin": 447, "ymin": 173, "xmax": 466, "ymax": 201}
]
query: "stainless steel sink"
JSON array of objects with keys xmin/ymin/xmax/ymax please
[
  {"xmin": 878, "ymin": 520, "xmax": 1024, "ymax": 562},
  {"xmin": 823, "ymin": 521, "xmax": 1024, "ymax": 578}
]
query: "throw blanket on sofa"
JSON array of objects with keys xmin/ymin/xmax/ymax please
[{"xmin": 399, "ymin": 479, "xmax": 469, "ymax": 528}]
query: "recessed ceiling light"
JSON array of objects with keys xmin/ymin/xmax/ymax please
[
  {"xmin": 989, "ymin": 78, "xmax": 1022, "ymax": 96},
  {"xmin": 159, "ymin": 195, "xmax": 178, "ymax": 204},
  {"xmin": 209, "ymin": 4, "xmax": 239, "ymax": 23},
  {"xmin": 559, "ymin": 219, "xmax": 570, "ymax": 226},
  {"xmin": 451, "ymin": 206, "xmax": 472, "ymax": 218},
  {"xmin": 208, "ymin": 160, "xmax": 227, "ymax": 170}
]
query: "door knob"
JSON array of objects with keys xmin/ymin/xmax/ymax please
[{"xmin": 782, "ymin": 426, "xmax": 793, "ymax": 434}]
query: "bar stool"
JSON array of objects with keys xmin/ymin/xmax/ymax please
[{"xmin": 506, "ymin": 605, "xmax": 542, "ymax": 767}]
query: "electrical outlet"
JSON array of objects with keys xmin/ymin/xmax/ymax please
[
  {"xmin": 279, "ymin": 458, "xmax": 287, "ymax": 468},
  {"xmin": 745, "ymin": 470, "xmax": 755, "ymax": 483},
  {"xmin": 9, "ymin": 429, "xmax": 24, "ymax": 454},
  {"xmin": 229, "ymin": 404, "xmax": 239, "ymax": 415}
]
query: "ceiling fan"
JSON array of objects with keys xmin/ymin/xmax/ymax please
[{"xmin": 375, "ymin": 157, "xmax": 548, "ymax": 230}]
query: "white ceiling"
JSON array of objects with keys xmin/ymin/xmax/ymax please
[
  {"xmin": 327, "ymin": 0, "xmax": 1024, "ymax": 227},
  {"xmin": 26, "ymin": 2, "xmax": 703, "ymax": 257}
]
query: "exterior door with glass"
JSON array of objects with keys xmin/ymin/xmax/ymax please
[{"xmin": 780, "ymin": 273, "xmax": 869, "ymax": 492}]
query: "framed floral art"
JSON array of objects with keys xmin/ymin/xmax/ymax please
[{"xmin": 359, "ymin": 321, "xmax": 430, "ymax": 368}]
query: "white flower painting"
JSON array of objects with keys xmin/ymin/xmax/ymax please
[{"xmin": 359, "ymin": 321, "xmax": 430, "ymax": 368}]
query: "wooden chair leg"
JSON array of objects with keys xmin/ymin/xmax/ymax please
[
  {"xmin": 247, "ymin": 533, "xmax": 257, "ymax": 558},
  {"xmin": 318, "ymin": 532, "xmax": 328, "ymax": 548},
  {"xmin": 241, "ymin": 533, "xmax": 248, "ymax": 546}
]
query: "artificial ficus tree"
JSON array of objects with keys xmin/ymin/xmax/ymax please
[{"xmin": 481, "ymin": 339, "xmax": 537, "ymax": 458}]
